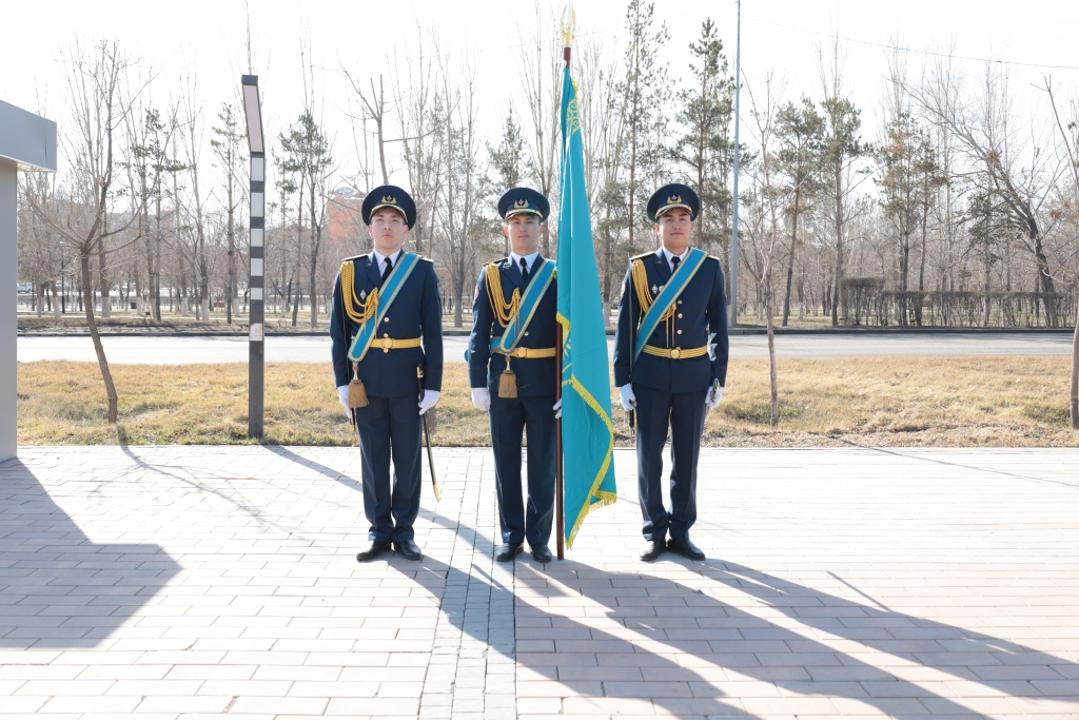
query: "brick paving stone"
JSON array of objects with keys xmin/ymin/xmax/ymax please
[{"xmin": 2, "ymin": 446, "xmax": 1079, "ymax": 718}]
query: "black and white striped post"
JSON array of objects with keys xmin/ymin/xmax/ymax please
[{"xmin": 241, "ymin": 75, "xmax": 265, "ymax": 439}]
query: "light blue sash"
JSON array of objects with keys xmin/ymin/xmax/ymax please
[
  {"xmin": 490, "ymin": 258, "xmax": 556, "ymax": 354},
  {"xmin": 632, "ymin": 247, "xmax": 707, "ymax": 361},
  {"xmin": 347, "ymin": 252, "xmax": 420, "ymax": 362}
]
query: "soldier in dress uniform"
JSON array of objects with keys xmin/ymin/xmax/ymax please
[
  {"xmin": 330, "ymin": 185, "xmax": 443, "ymax": 562},
  {"xmin": 467, "ymin": 187, "xmax": 559, "ymax": 564},
  {"xmin": 613, "ymin": 183, "xmax": 729, "ymax": 562}
]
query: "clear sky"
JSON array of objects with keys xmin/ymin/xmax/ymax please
[{"xmin": 4, "ymin": 0, "xmax": 1077, "ymax": 192}]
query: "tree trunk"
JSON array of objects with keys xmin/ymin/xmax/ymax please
[
  {"xmin": 80, "ymin": 249, "xmax": 118, "ymax": 423},
  {"xmin": 291, "ymin": 286, "xmax": 300, "ymax": 327},
  {"xmin": 226, "ymin": 203, "xmax": 235, "ymax": 324},
  {"xmin": 152, "ymin": 197, "xmax": 162, "ymax": 321},
  {"xmin": 1032, "ymin": 232, "xmax": 1057, "ymax": 326},
  {"xmin": 308, "ymin": 255, "xmax": 319, "ymax": 330},
  {"xmin": 308, "ymin": 188, "xmax": 321, "ymax": 329},
  {"xmin": 97, "ymin": 240, "xmax": 111, "ymax": 319},
  {"xmin": 765, "ymin": 269, "xmax": 779, "ymax": 427},
  {"xmin": 781, "ymin": 191, "xmax": 800, "ymax": 327},
  {"xmin": 453, "ymin": 253, "xmax": 465, "ymax": 328},
  {"xmin": 1071, "ymin": 316, "xmax": 1078, "ymax": 429},
  {"xmin": 917, "ymin": 175, "xmax": 929, "ymax": 327},
  {"xmin": 830, "ymin": 167, "xmax": 843, "ymax": 327},
  {"xmin": 899, "ymin": 232, "xmax": 911, "ymax": 327}
]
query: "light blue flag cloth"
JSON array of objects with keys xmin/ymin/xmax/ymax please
[{"xmin": 556, "ymin": 63, "xmax": 617, "ymax": 548}]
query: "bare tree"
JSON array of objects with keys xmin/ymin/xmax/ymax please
[
  {"xmin": 818, "ymin": 37, "xmax": 869, "ymax": 327},
  {"xmin": 575, "ymin": 36, "xmax": 626, "ymax": 311},
  {"xmin": 907, "ymin": 59, "xmax": 1065, "ymax": 325},
  {"xmin": 518, "ymin": 2, "xmax": 562, "ymax": 256},
  {"xmin": 434, "ymin": 52, "xmax": 483, "ymax": 327},
  {"xmin": 18, "ymin": 170, "xmax": 65, "ymax": 318},
  {"xmin": 1043, "ymin": 79, "xmax": 1079, "ymax": 429},
  {"xmin": 345, "ymin": 71, "xmax": 390, "ymax": 186},
  {"xmin": 125, "ymin": 100, "xmax": 184, "ymax": 320},
  {"xmin": 392, "ymin": 25, "xmax": 442, "ymax": 259},
  {"xmin": 775, "ymin": 97, "xmax": 824, "ymax": 326},
  {"xmin": 180, "ymin": 79, "xmax": 212, "ymax": 321},
  {"xmin": 744, "ymin": 74, "xmax": 785, "ymax": 425},
  {"xmin": 211, "ymin": 100, "xmax": 246, "ymax": 323},
  {"xmin": 29, "ymin": 40, "xmax": 144, "ymax": 422}
]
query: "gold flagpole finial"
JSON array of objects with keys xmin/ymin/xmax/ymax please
[{"xmin": 560, "ymin": 2, "xmax": 576, "ymax": 48}]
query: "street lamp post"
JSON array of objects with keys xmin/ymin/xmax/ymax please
[
  {"xmin": 729, "ymin": 0, "xmax": 742, "ymax": 328},
  {"xmin": 242, "ymin": 75, "xmax": 265, "ymax": 440}
]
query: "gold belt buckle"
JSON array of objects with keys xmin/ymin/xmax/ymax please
[
  {"xmin": 670, "ymin": 347, "xmax": 681, "ymax": 359},
  {"xmin": 383, "ymin": 335, "xmax": 393, "ymax": 353},
  {"xmin": 517, "ymin": 347, "xmax": 529, "ymax": 359}
]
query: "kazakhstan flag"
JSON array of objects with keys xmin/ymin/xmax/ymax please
[{"xmin": 557, "ymin": 62, "xmax": 617, "ymax": 548}]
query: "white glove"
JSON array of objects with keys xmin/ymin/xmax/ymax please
[
  {"xmin": 705, "ymin": 384, "xmax": 724, "ymax": 410},
  {"xmin": 471, "ymin": 387, "xmax": 491, "ymax": 412},
  {"xmin": 618, "ymin": 384, "xmax": 637, "ymax": 412},
  {"xmin": 418, "ymin": 389, "xmax": 441, "ymax": 415},
  {"xmin": 553, "ymin": 397, "xmax": 562, "ymax": 419},
  {"xmin": 337, "ymin": 385, "xmax": 350, "ymax": 416}
]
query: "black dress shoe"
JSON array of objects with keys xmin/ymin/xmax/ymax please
[
  {"xmin": 496, "ymin": 543, "xmax": 523, "ymax": 562},
  {"xmin": 530, "ymin": 545, "xmax": 553, "ymax": 563},
  {"xmin": 356, "ymin": 541, "xmax": 391, "ymax": 563},
  {"xmin": 667, "ymin": 537, "xmax": 706, "ymax": 561},
  {"xmin": 640, "ymin": 540, "xmax": 666, "ymax": 562},
  {"xmin": 394, "ymin": 539, "xmax": 423, "ymax": 561}
]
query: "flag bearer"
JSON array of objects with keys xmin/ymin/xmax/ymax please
[{"xmin": 467, "ymin": 187, "xmax": 559, "ymax": 564}]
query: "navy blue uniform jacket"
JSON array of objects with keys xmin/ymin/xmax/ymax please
[
  {"xmin": 466, "ymin": 257, "xmax": 558, "ymax": 398},
  {"xmin": 613, "ymin": 249, "xmax": 729, "ymax": 393},
  {"xmin": 329, "ymin": 253, "xmax": 443, "ymax": 397}
]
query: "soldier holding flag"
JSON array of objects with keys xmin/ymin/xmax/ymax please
[
  {"xmin": 613, "ymin": 183, "xmax": 729, "ymax": 562},
  {"xmin": 330, "ymin": 185, "xmax": 443, "ymax": 563},
  {"xmin": 467, "ymin": 188, "xmax": 559, "ymax": 565}
]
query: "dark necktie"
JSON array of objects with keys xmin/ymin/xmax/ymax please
[
  {"xmin": 519, "ymin": 257, "xmax": 530, "ymax": 285},
  {"xmin": 671, "ymin": 255, "xmax": 681, "ymax": 273},
  {"xmin": 380, "ymin": 256, "xmax": 394, "ymax": 287}
]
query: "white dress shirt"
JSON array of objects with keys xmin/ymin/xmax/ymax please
[
  {"xmin": 372, "ymin": 248, "xmax": 403, "ymax": 273},
  {"xmin": 509, "ymin": 250, "xmax": 540, "ymax": 276},
  {"xmin": 658, "ymin": 246, "xmax": 688, "ymax": 273}
]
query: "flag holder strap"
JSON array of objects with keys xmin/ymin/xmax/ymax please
[{"xmin": 555, "ymin": 321, "xmax": 565, "ymax": 561}]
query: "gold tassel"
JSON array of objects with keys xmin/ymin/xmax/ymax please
[
  {"xmin": 348, "ymin": 362, "xmax": 369, "ymax": 408},
  {"xmin": 498, "ymin": 358, "xmax": 518, "ymax": 399}
]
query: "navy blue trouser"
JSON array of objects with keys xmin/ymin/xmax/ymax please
[
  {"xmin": 489, "ymin": 394, "xmax": 556, "ymax": 548},
  {"xmin": 633, "ymin": 383, "xmax": 707, "ymax": 543},
  {"xmin": 354, "ymin": 395, "xmax": 422, "ymax": 544}
]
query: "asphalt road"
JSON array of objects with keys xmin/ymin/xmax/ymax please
[{"xmin": 16, "ymin": 332, "xmax": 1074, "ymax": 364}]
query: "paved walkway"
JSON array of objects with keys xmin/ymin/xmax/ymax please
[{"xmin": 2, "ymin": 446, "xmax": 1079, "ymax": 719}]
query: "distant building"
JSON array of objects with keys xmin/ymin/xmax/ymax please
[{"xmin": 325, "ymin": 187, "xmax": 364, "ymax": 261}]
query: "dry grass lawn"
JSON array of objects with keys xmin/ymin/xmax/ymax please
[{"xmin": 16, "ymin": 358, "xmax": 1077, "ymax": 447}]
